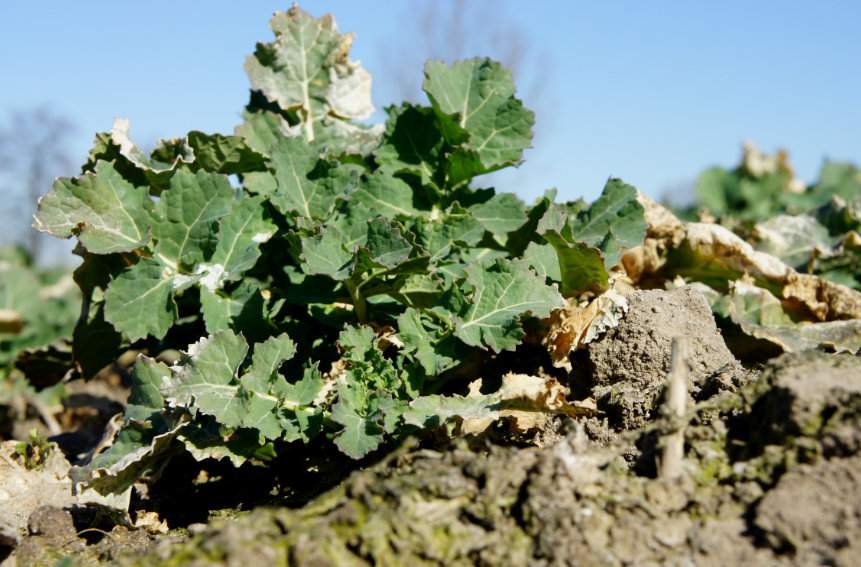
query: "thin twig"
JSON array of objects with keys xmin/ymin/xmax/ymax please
[
  {"xmin": 76, "ymin": 527, "xmax": 114, "ymax": 542},
  {"xmin": 659, "ymin": 337, "xmax": 690, "ymax": 480}
]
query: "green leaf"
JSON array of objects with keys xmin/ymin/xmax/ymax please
[
  {"xmin": 414, "ymin": 205, "xmax": 484, "ymax": 263},
  {"xmin": 458, "ymin": 247, "xmax": 514, "ymax": 268},
  {"xmin": 240, "ymin": 333, "xmax": 296, "ymax": 439},
  {"xmin": 351, "ymin": 173, "xmax": 417, "ymax": 218},
  {"xmin": 268, "ymin": 137, "xmax": 354, "ymax": 219},
  {"xmin": 200, "ymin": 281, "xmax": 264, "ymax": 334},
  {"xmin": 812, "ymin": 234, "xmax": 861, "ymax": 290},
  {"xmin": 178, "ymin": 421, "xmax": 264, "ymax": 467},
  {"xmin": 534, "ymin": 194, "xmax": 624, "ymax": 295},
  {"xmin": 78, "ymin": 421, "xmax": 185, "ymax": 495},
  {"xmin": 817, "ymin": 197, "xmax": 861, "ymax": 235},
  {"xmin": 157, "ymin": 330, "xmax": 320, "ymax": 442},
  {"xmin": 752, "ymin": 214, "xmax": 834, "ymax": 269},
  {"xmin": 338, "ymin": 325, "xmax": 402, "ymax": 393},
  {"xmin": 235, "ymin": 111, "xmax": 292, "ymax": 155},
  {"xmin": 162, "ymin": 331, "xmax": 249, "ymax": 428},
  {"xmin": 126, "ymin": 356, "xmax": 170, "ymax": 423},
  {"xmin": 695, "ymin": 167, "xmax": 731, "ymax": 216},
  {"xmin": 104, "ymin": 258, "xmax": 176, "ymax": 341},
  {"xmin": 397, "ymin": 308, "xmax": 462, "ymax": 376},
  {"xmin": 569, "ymin": 178, "xmax": 646, "ymax": 268},
  {"xmin": 331, "ymin": 384, "xmax": 386, "ymax": 459},
  {"xmin": 452, "ymin": 259, "xmax": 563, "ymax": 352},
  {"xmin": 402, "ymin": 393, "xmax": 496, "ymax": 429},
  {"xmin": 535, "ymin": 201, "xmax": 572, "ymax": 239},
  {"xmin": 242, "ymin": 171, "xmax": 279, "ymax": 196},
  {"xmin": 0, "ymin": 266, "xmax": 40, "ymax": 318},
  {"xmin": 541, "ymin": 231, "xmax": 609, "ymax": 296},
  {"xmin": 392, "ymin": 273, "xmax": 446, "ymax": 307},
  {"xmin": 124, "ymin": 329, "xmax": 319, "ymax": 448},
  {"xmin": 186, "ymin": 131, "xmax": 267, "ymax": 174},
  {"xmin": 244, "ymin": 333, "xmax": 296, "ymax": 390},
  {"xmin": 804, "ymin": 161, "xmax": 861, "ymax": 208},
  {"xmin": 73, "ymin": 302, "xmax": 123, "ymax": 378},
  {"xmin": 283, "ymin": 366, "xmax": 325, "ymax": 408},
  {"xmin": 507, "ymin": 191, "xmax": 556, "ymax": 258},
  {"xmin": 154, "ymin": 169, "xmax": 235, "ymax": 268},
  {"xmin": 719, "ymin": 281, "xmax": 861, "ymax": 353},
  {"xmin": 313, "ymin": 119, "xmax": 384, "ymax": 156},
  {"xmin": 208, "ymin": 196, "xmax": 275, "ymax": 285},
  {"xmin": 523, "ymin": 241, "xmax": 561, "ymax": 281},
  {"xmin": 374, "ymin": 104, "xmax": 445, "ymax": 192},
  {"xmin": 82, "ymin": 119, "xmax": 193, "ymax": 193},
  {"xmin": 738, "ymin": 176, "xmax": 788, "ymax": 220},
  {"xmin": 338, "ymin": 324, "xmax": 378, "ymax": 358},
  {"xmin": 300, "ymin": 226, "xmax": 354, "ymax": 279},
  {"xmin": 469, "ymin": 193, "xmax": 528, "ymax": 236},
  {"xmin": 423, "ymin": 58, "xmax": 534, "ymax": 182},
  {"xmin": 0, "ymin": 261, "xmax": 77, "ymax": 373},
  {"xmin": 361, "ymin": 217, "xmax": 413, "ymax": 270},
  {"xmin": 72, "ymin": 248, "xmax": 129, "ymax": 297},
  {"xmin": 111, "ymin": 119, "xmax": 193, "ymax": 190},
  {"xmin": 244, "ymin": 5, "xmax": 374, "ymax": 142},
  {"xmin": 34, "ymin": 160, "xmax": 154, "ymax": 254}
]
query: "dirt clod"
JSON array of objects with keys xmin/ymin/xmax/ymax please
[
  {"xmin": 586, "ymin": 287, "xmax": 743, "ymax": 429},
  {"xmin": 755, "ymin": 455, "xmax": 861, "ymax": 565},
  {"xmin": 26, "ymin": 506, "xmax": 76, "ymax": 540},
  {"xmin": 12, "ymin": 506, "xmax": 85, "ymax": 566},
  {"xmin": 734, "ymin": 351, "xmax": 861, "ymax": 460}
]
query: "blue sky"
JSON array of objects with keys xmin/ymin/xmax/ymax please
[{"xmin": 1, "ymin": 1, "xmax": 859, "ymax": 206}]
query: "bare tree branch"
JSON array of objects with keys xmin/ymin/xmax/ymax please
[{"xmin": 0, "ymin": 106, "xmax": 76, "ymax": 263}]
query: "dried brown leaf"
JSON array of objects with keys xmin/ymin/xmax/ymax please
[
  {"xmin": 543, "ymin": 290, "xmax": 629, "ymax": 370},
  {"xmin": 460, "ymin": 373, "xmax": 597, "ymax": 435},
  {"xmin": 625, "ymin": 194, "xmax": 861, "ymax": 322}
]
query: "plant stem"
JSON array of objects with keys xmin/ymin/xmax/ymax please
[
  {"xmin": 345, "ymin": 279, "xmax": 368, "ymax": 323},
  {"xmin": 659, "ymin": 337, "xmax": 690, "ymax": 480}
]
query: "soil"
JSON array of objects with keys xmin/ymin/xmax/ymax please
[
  {"xmin": 3, "ymin": 287, "xmax": 861, "ymax": 566},
  {"xmin": 584, "ymin": 287, "xmax": 746, "ymax": 430},
  {"xmin": 755, "ymin": 456, "xmax": 861, "ymax": 564}
]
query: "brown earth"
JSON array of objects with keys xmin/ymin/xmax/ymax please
[{"xmin": 584, "ymin": 286, "xmax": 747, "ymax": 430}]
